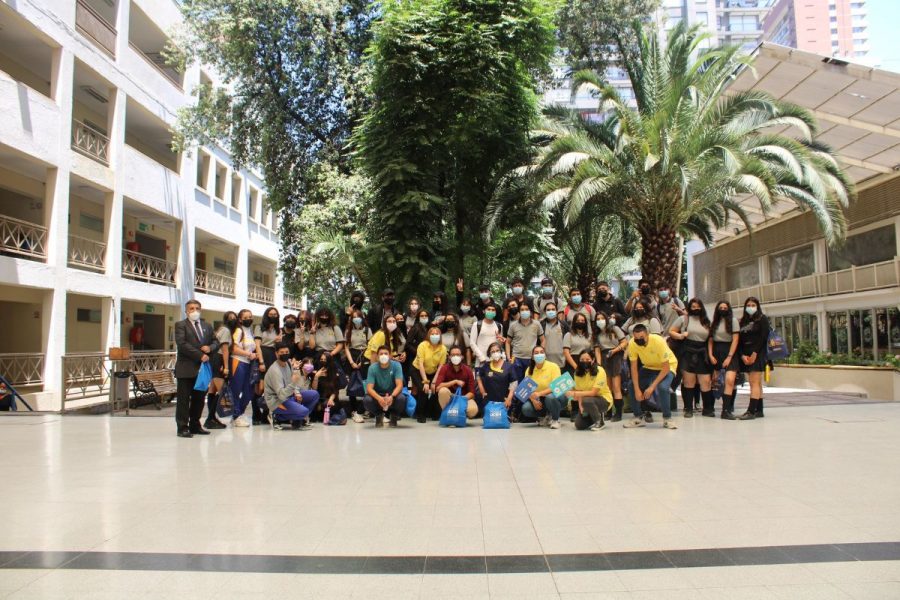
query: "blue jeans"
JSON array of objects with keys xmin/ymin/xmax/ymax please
[
  {"xmin": 631, "ymin": 369, "xmax": 674, "ymax": 419},
  {"xmin": 273, "ymin": 390, "xmax": 320, "ymax": 421},
  {"xmin": 230, "ymin": 361, "xmax": 252, "ymax": 419},
  {"xmin": 521, "ymin": 394, "xmax": 565, "ymax": 421},
  {"xmin": 511, "ymin": 358, "xmax": 530, "ymax": 383}
]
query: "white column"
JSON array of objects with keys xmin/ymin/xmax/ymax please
[{"xmin": 235, "ymin": 245, "xmax": 248, "ymax": 305}]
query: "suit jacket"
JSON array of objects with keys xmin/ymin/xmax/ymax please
[{"xmin": 174, "ymin": 318, "xmax": 220, "ymax": 379}]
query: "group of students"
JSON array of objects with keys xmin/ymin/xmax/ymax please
[{"xmin": 178, "ymin": 276, "xmax": 772, "ymax": 435}]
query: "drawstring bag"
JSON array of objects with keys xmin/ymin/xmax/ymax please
[
  {"xmin": 347, "ymin": 370, "xmax": 365, "ymax": 398},
  {"xmin": 483, "ymin": 402, "xmax": 510, "ymax": 429},
  {"xmin": 439, "ymin": 390, "xmax": 468, "ymax": 428},
  {"xmin": 216, "ymin": 384, "xmax": 234, "ymax": 418},
  {"xmin": 403, "ymin": 387, "xmax": 417, "ymax": 417},
  {"xmin": 193, "ymin": 362, "xmax": 213, "ymax": 392},
  {"xmin": 329, "ymin": 408, "xmax": 348, "ymax": 425}
]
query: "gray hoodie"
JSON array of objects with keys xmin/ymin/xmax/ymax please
[{"xmin": 263, "ymin": 361, "xmax": 299, "ymax": 411}]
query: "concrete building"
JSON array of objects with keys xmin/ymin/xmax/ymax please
[
  {"xmin": 0, "ymin": 0, "xmax": 297, "ymax": 412},
  {"xmin": 689, "ymin": 43, "xmax": 900, "ymax": 364},
  {"xmin": 763, "ymin": 0, "xmax": 871, "ymax": 64}
]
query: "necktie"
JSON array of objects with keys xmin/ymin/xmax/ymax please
[{"xmin": 194, "ymin": 321, "xmax": 203, "ymax": 341}]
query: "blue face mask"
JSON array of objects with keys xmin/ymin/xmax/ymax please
[
  {"xmin": 571, "ymin": 295, "xmax": 582, "ymax": 305},
  {"xmin": 533, "ymin": 354, "xmax": 546, "ymax": 364},
  {"xmin": 520, "ymin": 310, "xmax": 531, "ymax": 320},
  {"xmin": 352, "ymin": 317, "xmax": 363, "ymax": 326},
  {"xmin": 745, "ymin": 305, "xmax": 758, "ymax": 316},
  {"xmin": 479, "ymin": 292, "xmax": 489, "ymax": 301},
  {"xmin": 545, "ymin": 310, "xmax": 557, "ymax": 320},
  {"xmin": 542, "ymin": 286, "xmax": 553, "ymax": 295},
  {"xmin": 659, "ymin": 290, "xmax": 670, "ymax": 300},
  {"xmin": 429, "ymin": 334, "xmax": 441, "ymax": 344},
  {"xmin": 512, "ymin": 286, "xmax": 523, "ymax": 295}
]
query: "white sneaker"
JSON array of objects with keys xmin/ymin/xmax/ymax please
[
  {"xmin": 351, "ymin": 411, "xmax": 365, "ymax": 423},
  {"xmin": 623, "ymin": 418, "xmax": 645, "ymax": 428},
  {"xmin": 549, "ymin": 420, "xmax": 561, "ymax": 430},
  {"xmin": 233, "ymin": 415, "xmax": 250, "ymax": 427},
  {"xmin": 589, "ymin": 420, "xmax": 605, "ymax": 431},
  {"xmin": 663, "ymin": 419, "xmax": 678, "ymax": 430},
  {"xmin": 538, "ymin": 415, "xmax": 551, "ymax": 427}
]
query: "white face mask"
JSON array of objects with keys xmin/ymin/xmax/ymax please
[
  {"xmin": 450, "ymin": 355, "xmax": 463, "ymax": 366},
  {"xmin": 410, "ymin": 303, "xmax": 419, "ymax": 312},
  {"xmin": 596, "ymin": 320, "xmax": 606, "ymax": 329},
  {"xmin": 429, "ymin": 334, "xmax": 441, "ymax": 345},
  {"xmin": 378, "ymin": 354, "xmax": 390, "ymax": 365},
  {"xmin": 490, "ymin": 351, "xmax": 502, "ymax": 362},
  {"xmin": 188, "ymin": 310, "xmax": 201, "ymax": 322},
  {"xmin": 386, "ymin": 322, "xmax": 397, "ymax": 332},
  {"xmin": 419, "ymin": 317, "xmax": 430, "ymax": 325}
]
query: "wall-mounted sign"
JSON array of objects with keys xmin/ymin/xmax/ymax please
[{"xmin": 145, "ymin": 304, "xmax": 155, "ymax": 313}]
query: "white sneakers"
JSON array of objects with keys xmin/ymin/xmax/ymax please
[
  {"xmin": 663, "ymin": 420, "xmax": 678, "ymax": 430},
  {"xmin": 589, "ymin": 421, "xmax": 605, "ymax": 431},
  {"xmin": 538, "ymin": 415, "xmax": 552, "ymax": 427},
  {"xmin": 351, "ymin": 411, "xmax": 365, "ymax": 423},
  {"xmin": 232, "ymin": 415, "xmax": 250, "ymax": 427},
  {"xmin": 549, "ymin": 420, "xmax": 561, "ymax": 429},
  {"xmin": 624, "ymin": 416, "xmax": 678, "ymax": 430}
]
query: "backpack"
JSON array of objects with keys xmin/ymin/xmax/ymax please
[{"xmin": 563, "ymin": 304, "xmax": 595, "ymax": 323}]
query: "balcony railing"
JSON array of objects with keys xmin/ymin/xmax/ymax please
[
  {"xmin": 62, "ymin": 351, "xmax": 176, "ymax": 407},
  {"xmin": 194, "ymin": 269, "xmax": 236, "ymax": 298},
  {"xmin": 122, "ymin": 249, "xmax": 177, "ymax": 286},
  {"xmin": 0, "ymin": 353, "xmax": 44, "ymax": 387},
  {"xmin": 75, "ymin": 0, "xmax": 117, "ymax": 57},
  {"xmin": 71, "ymin": 119, "xmax": 110, "ymax": 165},
  {"xmin": 726, "ymin": 257, "xmax": 900, "ymax": 307},
  {"xmin": 248, "ymin": 283, "xmax": 275, "ymax": 305},
  {"xmin": 283, "ymin": 293, "xmax": 303, "ymax": 311},
  {"xmin": 129, "ymin": 42, "xmax": 183, "ymax": 89},
  {"xmin": 0, "ymin": 215, "xmax": 47, "ymax": 261},
  {"xmin": 68, "ymin": 234, "xmax": 106, "ymax": 272}
]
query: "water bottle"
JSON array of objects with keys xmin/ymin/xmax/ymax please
[{"xmin": 323, "ymin": 405, "xmax": 330, "ymax": 425}]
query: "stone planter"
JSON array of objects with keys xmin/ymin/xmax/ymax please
[{"xmin": 768, "ymin": 364, "xmax": 900, "ymax": 401}]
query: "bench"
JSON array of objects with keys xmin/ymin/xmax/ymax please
[{"xmin": 131, "ymin": 369, "xmax": 177, "ymax": 410}]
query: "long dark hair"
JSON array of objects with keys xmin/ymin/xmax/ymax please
[
  {"xmin": 632, "ymin": 298, "xmax": 653, "ymax": 318},
  {"xmin": 314, "ymin": 307, "xmax": 335, "ymax": 327},
  {"xmin": 594, "ymin": 310, "xmax": 614, "ymax": 342},
  {"xmin": 739, "ymin": 296, "xmax": 764, "ymax": 327},
  {"xmin": 317, "ymin": 352, "xmax": 339, "ymax": 388},
  {"xmin": 406, "ymin": 295, "xmax": 421, "ymax": 317},
  {"xmin": 710, "ymin": 301, "xmax": 734, "ymax": 335},
  {"xmin": 406, "ymin": 309, "xmax": 431, "ymax": 345},
  {"xmin": 571, "ymin": 313, "xmax": 589, "ymax": 337},
  {"xmin": 442, "ymin": 311, "xmax": 467, "ymax": 349},
  {"xmin": 381, "ymin": 313, "xmax": 404, "ymax": 353},
  {"xmin": 686, "ymin": 297, "xmax": 711, "ymax": 329},
  {"xmin": 574, "ymin": 350, "xmax": 598, "ymax": 378},
  {"xmin": 432, "ymin": 290, "xmax": 449, "ymax": 314},
  {"xmin": 221, "ymin": 311, "xmax": 238, "ymax": 334},
  {"xmin": 261, "ymin": 306, "xmax": 280, "ymax": 333},
  {"xmin": 344, "ymin": 308, "xmax": 367, "ymax": 344},
  {"xmin": 526, "ymin": 345, "xmax": 546, "ymax": 376}
]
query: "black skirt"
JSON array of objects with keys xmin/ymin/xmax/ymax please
[
  {"xmin": 600, "ymin": 349, "xmax": 624, "ymax": 380},
  {"xmin": 209, "ymin": 352, "xmax": 225, "ymax": 378},
  {"xmin": 680, "ymin": 340, "xmax": 712, "ymax": 375},
  {"xmin": 740, "ymin": 349, "xmax": 767, "ymax": 373},
  {"xmin": 711, "ymin": 341, "xmax": 739, "ymax": 372}
]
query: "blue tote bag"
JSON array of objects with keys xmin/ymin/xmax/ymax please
[
  {"xmin": 439, "ymin": 390, "xmax": 468, "ymax": 428},
  {"xmin": 483, "ymin": 401, "xmax": 510, "ymax": 429},
  {"xmin": 193, "ymin": 362, "xmax": 213, "ymax": 391}
]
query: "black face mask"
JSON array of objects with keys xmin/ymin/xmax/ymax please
[
  {"xmin": 689, "ymin": 309, "xmax": 702, "ymax": 316},
  {"xmin": 635, "ymin": 338, "xmax": 648, "ymax": 346},
  {"xmin": 241, "ymin": 319, "xmax": 253, "ymax": 327},
  {"xmin": 277, "ymin": 353, "xmax": 290, "ymax": 362},
  {"xmin": 574, "ymin": 321, "xmax": 587, "ymax": 332},
  {"xmin": 384, "ymin": 296, "xmax": 395, "ymax": 306},
  {"xmin": 284, "ymin": 321, "xmax": 296, "ymax": 330},
  {"xmin": 226, "ymin": 318, "xmax": 238, "ymax": 328},
  {"xmin": 718, "ymin": 309, "xmax": 729, "ymax": 316},
  {"xmin": 319, "ymin": 317, "xmax": 329, "ymax": 324},
  {"xmin": 433, "ymin": 301, "xmax": 442, "ymax": 312},
  {"xmin": 267, "ymin": 314, "xmax": 278, "ymax": 321},
  {"xmin": 633, "ymin": 309, "xmax": 646, "ymax": 318},
  {"xmin": 598, "ymin": 290, "xmax": 609, "ymax": 297},
  {"xmin": 640, "ymin": 286, "xmax": 650, "ymax": 295},
  {"xmin": 508, "ymin": 307, "xmax": 519, "ymax": 316}
]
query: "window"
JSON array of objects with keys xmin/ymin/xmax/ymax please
[
  {"xmin": 830, "ymin": 16, "xmax": 837, "ymax": 23},
  {"xmin": 696, "ymin": 11, "xmax": 708, "ymax": 24},
  {"xmin": 76, "ymin": 308, "xmax": 102, "ymax": 323},
  {"xmin": 729, "ymin": 15, "xmax": 759, "ymax": 32},
  {"xmin": 726, "ymin": 260, "xmax": 760, "ymax": 290},
  {"xmin": 828, "ymin": 311, "xmax": 849, "ymax": 354},
  {"xmin": 213, "ymin": 257, "xmax": 234, "ymax": 275},
  {"xmin": 231, "ymin": 175, "xmax": 242, "ymax": 210},
  {"xmin": 214, "ymin": 164, "xmax": 227, "ymax": 201},
  {"xmin": 831, "ymin": 28, "xmax": 838, "ymax": 34},
  {"xmin": 248, "ymin": 188, "xmax": 260, "ymax": 222},
  {"xmin": 196, "ymin": 152, "xmax": 210, "ymax": 190},
  {"xmin": 771, "ymin": 313, "xmax": 818, "ymax": 352},
  {"xmin": 769, "ymin": 245, "xmax": 815, "ymax": 282},
  {"xmin": 852, "ymin": 26, "xmax": 866, "ymax": 33},
  {"xmin": 79, "ymin": 212, "xmax": 104, "ymax": 234},
  {"xmin": 828, "ymin": 225, "xmax": 897, "ymax": 271}
]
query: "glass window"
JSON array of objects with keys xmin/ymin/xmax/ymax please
[
  {"xmin": 726, "ymin": 260, "xmax": 759, "ymax": 290},
  {"xmin": 769, "ymin": 245, "xmax": 815, "ymax": 282},
  {"xmin": 849, "ymin": 309, "xmax": 874, "ymax": 359},
  {"xmin": 828, "ymin": 311, "xmax": 849, "ymax": 354},
  {"xmin": 827, "ymin": 225, "xmax": 897, "ymax": 271}
]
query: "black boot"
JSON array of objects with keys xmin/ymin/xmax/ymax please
[
  {"xmin": 756, "ymin": 398, "xmax": 765, "ymax": 418},
  {"xmin": 721, "ymin": 392, "xmax": 736, "ymax": 420},
  {"xmin": 738, "ymin": 398, "xmax": 758, "ymax": 420},
  {"xmin": 701, "ymin": 389, "xmax": 715, "ymax": 417},
  {"xmin": 611, "ymin": 399, "xmax": 623, "ymax": 422},
  {"xmin": 682, "ymin": 386, "xmax": 694, "ymax": 418}
]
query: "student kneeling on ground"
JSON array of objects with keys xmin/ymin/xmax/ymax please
[
  {"xmin": 568, "ymin": 350, "xmax": 613, "ymax": 431},
  {"xmin": 364, "ymin": 346, "xmax": 406, "ymax": 428},
  {"xmin": 624, "ymin": 325, "xmax": 678, "ymax": 430},
  {"xmin": 264, "ymin": 341, "xmax": 320, "ymax": 430},
  {"xmin": 433, "ymin": 345, "xmax": 478, "ymax": 420}
]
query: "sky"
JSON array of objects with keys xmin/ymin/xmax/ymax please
[{"xmin": 867, "ymin": 0, "xmax": 900, "ymax": 71}]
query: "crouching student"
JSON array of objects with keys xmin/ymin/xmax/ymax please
[
  {"xmin": 520, "ymin": 345, "xmax": 564, "ymax": 429},
  {"xmin": 364, "ymin": 346, "xmax": 406, "ymax": 428},
  {"xmin": 433, "ymin": 345, "xmax": 478, "ymax": 420},
  {"xmin": 476, "ymin": 342, "xmax": 517, "ymax": 419},
  {"xmin": 264, "ymin": 341, "xmax": 320, "ymax": 430},
  {"xmin": 568, "ymin": 351, "xmax": 613, "ymax": 431},
  {"xmin": 624, "ymin": 325, "xmax": 678, "ymax": 430}
]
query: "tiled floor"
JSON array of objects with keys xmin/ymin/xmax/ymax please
[{"xmin": 1, "ymin": 400, "xmax": 899, "ymax": 598}]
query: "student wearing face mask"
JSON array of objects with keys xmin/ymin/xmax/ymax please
[
  {"xmin": 477, "ymin": 341, "xmax": 517, "ymax": 418},
  {"xmin": 229, "ymin": 309, "xmax": 259, "ymax": 428},
  {"xmin": 433, "ymin": 345, "xmax": 478, "ymax": 420},
  {"xmin": 343, "ymin": 308, "xmax": 372, "ymax": 423},
  {"xmin": 312, "ymin": 352, "xmax": 342, "ymax": 423},
  {"xmin": 265, "ymin": 342, "xmax": 320, "ymax": 430},
  {"xmin": 568, "ymin": 351, "xmax": 613, "ymax": 431},
  {"xmin": 441, "ymin": 312, "xmax": 467, "ymax": 353},
  {"xmin": 403, "ymin": 308, "xmax": 431, "ymax": 380},
  {"xmin": 503, "ymin": 277, "xmax": 535, "ymax": 316},
  {"xmin": 280, "ymin": 314, "xmax": 303, "ymax": 363},
  {"xmin": 340, "ymin": 290, "xmax": 367, "ymax": 331},
  {"xmin": 413, "ymin": 326, "xmax": 448, "ymax": 422},
  {"xmin": 255, "ymin": 306, "xmax": 282, "ymax": 372},
  {"xmin": 520, "ymin": 345, "xmax": 564, "ymax": 429},
  {"xmin": 365, "ymin": 314, "xmax": 407, "ymax": 364},
  {"xmin": 431, "ymin": 290, "xmax": 451, "ymax": 324},
  {"xmin": 470, "ymin": 302, "xmax": 503, "ymax": 367},
  {"xmin": 737, "ymin": 297, "xmax": 769, "ymax": 420},
  {"xmin": 540, "ymin": 302, "xmax": 568, "ymax": 369},
  {"xmin": 404, "ymin": 297, "xmax": 423, "ymax": 332},
  {"xmin": 708, "ymin": 301, "xmax": 740, "ymax": 420},
  {"xmin": 473, "ymin": 284, "xmax": 495, "ymax": 320},
  {"xmin": 536, "ymin": 277, "xmax": 564, "ymax": 320},
  {"xmin": 367, "ymin": 288, "xmax": 400, "ymax": 333},
  {"xmin": 202, "ymin": 311, "xmax": 237, "ymax": 431},
  {"xmin": 624, "ymin": 324, "xmax": 678, "ymax": 430},
  {"xmin": 593, "ymin": 311, "xmax": 627, "ymax": 421},
  {"xmin": 364, "ymin": 347, "xmax": 406, "ymax": 428},
  {"xmin": 625, "ymin": 279, "xmax": 658, "ymax": 315},
  {"xmin": 293, "ymin": 310, "xmax": 313, "ymax": 360},
  {"xmin": 563, "ymin": 313, "xmax": 593, "ymax": 373},
  {"xmin": 310, "ymin": 308, "xmax": 345, "ymax": 363},
  {"xmin": 669, "ymin": 298, "xmax": 713, "ymax": 418},
  {"xmin": 506, "ymin": 305, "xmax": 545, "ymax": 382},
  {"xmin": 563, "ymin": 288, "xmax": 596, "ymax": 334},
  {"xmin": 593, "ymin": 281, "xmax": 626, "ymax": 318},
  {"xmin": 174, "ymin": 300, "xmax": 220, "ymax": 438},
  {"xmin": 458, "ymin": 298, "xmax": 477, "ymax": 352},
  {"xmin": 622, "ymin": 298, "xmax": 663, "ymax": 336}
]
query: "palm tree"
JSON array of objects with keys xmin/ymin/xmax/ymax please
[{"xmin": 528, "ymin": 20, "xmax": 853, "ymax": 291}]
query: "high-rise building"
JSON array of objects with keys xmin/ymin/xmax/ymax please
[
  {"xmin": 0, "ymin": 0, "xmax": 295, "ymax": 411},
  {"xmin": 763, "ymin": 0, "xmax": 870, "ymax": 63}
]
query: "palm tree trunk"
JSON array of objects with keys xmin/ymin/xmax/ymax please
[{"xmin": 640, "ymin": 227, "xmax": 679, "ymax": 292}]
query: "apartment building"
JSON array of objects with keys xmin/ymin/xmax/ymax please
[
  {"xmin": 0, "ymin": 0, "xmax": 300, "ymax": 411},
  {"xmin": 764, "ymin": 0, "xmax": 870, "ymax": 64}
]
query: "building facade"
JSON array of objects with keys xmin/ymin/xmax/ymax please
[
  {"xmin": 763, "ymin": 0, "xmax": 871, "ymax": 64},
  {"xmin": 0, "ymin": 0, "xmax": 298, "ymax": 411}
]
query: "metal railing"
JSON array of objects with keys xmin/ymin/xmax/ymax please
[
  {"xmin": 194, "ymin": 269, "xmax": 236, "ymax": 298},
  {"xmin": 122, "ymin": 249, "xmax": 177, "ymax": 286},
  {"xmin": 726, "ymin": 257, "xmax": 900, "ymax": 307},
  {"xmin": 0, "ymin": 214, "xmax": 47, "ymax": 260},
  {"xmin": 62, "ymin": 351, "xmax": 176, "ymax": 406},
  {"xmin": 283, "ymin": 293, "xmax": 303, "ymax": 310},
  {"xmin": 68, "ymin": 234, "xmax": 106, "ymax": 271},
  {"xmin": 75, "ymin": 0, "xmax": 116, "ymax": 57},
  {"xmin": 0, "ymin": 353, "xmax": 44, "ymax": 387},
  {"xmin": 71, "ymin": 119, "xmax": 110, "ymax": 165},
  {"xmin": 248, "ymin": 283, "xmax": 275, "ymax": 305},
  {"xmin": 129, "ymin": 42, "xmax": 183, "ymax": 89}
]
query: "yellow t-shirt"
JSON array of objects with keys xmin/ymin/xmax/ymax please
[
  {"xmin": 627, "ymin": 333, "xmax": 678, "ymax": 371},
  {"xmin": 526, "ymin": 361, "xmax": 562, "ymax": 393},
  {"xmin": 413, "ymin": 341, "xmax": 447, "ymax": 374},
  {"xmin": 573, "ymin": 369, "xmax": 613, "ymax": 402},
  {"xmin": 364, "ymin": 330, "xmax": 403, "ymax": 362}
]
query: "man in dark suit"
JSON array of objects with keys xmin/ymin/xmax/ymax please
[{"xmin": 174, "ymin": 299, "xmax": 220, "ymax": 438}]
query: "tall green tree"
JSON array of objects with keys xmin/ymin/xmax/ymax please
[
  {"xmin": 529, "ymin": 21, "xmax": 853, "ymax": 292},
  {"xmin": 557, "ymin": 0, "xmax": 660, "ymax": 72},
  {"xmin": 353, "ymin": 0, "xmax": 557, "ymax": 298}
]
